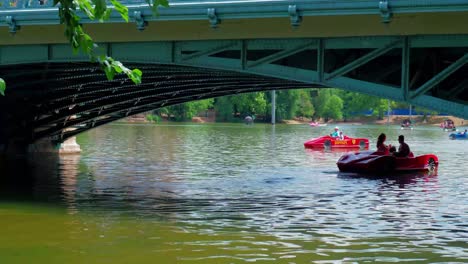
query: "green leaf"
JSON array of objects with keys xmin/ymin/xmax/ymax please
[
  {"xmin": 111, "ymin": 60, "xmax": 125, "ymax": 73},
  {"xmin": 129, "ymin": 69, "xmax": 142, "ymax": 84},
  {"xmin": 156, "ymin": 0, "xmax": 169, "ymax": 7},
  {"xmin": 77, "ymin": 0, "xmax": 95, "ymax": 19},
  {"xmin": 92, "ymin": 0, "xmax": 107, "ymax": 19},
  {"xmin": 0, "ymin": 78, "xmax": 5, "ymax": 96},
  {"xmin": 103, "ymin": 66, "xmax": 115, "ymax": 80},
  {"xmin": 110, "ymin": 0, "xmax": 129, "ymax": 22},
  {"xmin": 102, "ymin": 9, "xmax": 112, "ymax": 21}
]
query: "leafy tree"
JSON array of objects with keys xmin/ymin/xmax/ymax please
[
  {"xmin": 295, "ymin": 89, "xmax": 315, "ymax": 119},
  {"xmin": 336, "ymin": 91, "xmax": 389, "ymax": 120},
  {"xmin": 0, "ymin": 0, "xmax": 169, "ymax": 95},
  {"xmin": 375, "ymin": 99, "xmax": 397, "ymax": 119},
  {"xmin": 214, "ymin": 96, "xmax": 235, "ymax": 122},
  {"xmin": 321, "ymin": 94, "xmax": 343, "ymax": 121},
  {"xmin": 312, "ymin": 89, "xmax": 332, "ymax": 119},
  {"xmin": 230, "ymin": 92, "xmax": 267, "ymax": 116},
  {"xmin": 163, "ymin": 99, "xmax": 213, "ymax": 121},
  {"xmin": 268, "ymin": 90, "xmax": 301, "ymax": 122},
  {"xmin": 0, "ymin": 79, "xmax": 5, "ymax": 96}
]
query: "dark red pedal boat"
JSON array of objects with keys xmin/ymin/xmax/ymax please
[{"xmin": 337, "ymin": 151, "xmax": 438, "ymax": 174}]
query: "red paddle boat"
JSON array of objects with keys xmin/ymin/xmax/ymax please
[
  {"xmin": 304, "ymin": 135, "xmax": 369, "ymax": 149},
  {"xmin": 337, "ymin": 151, "xmax": 438, "ymax": 174}
]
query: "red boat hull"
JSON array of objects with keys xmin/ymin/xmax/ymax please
[
  {"xmin": 337, "ymin": 151, "xmax": 438, "ymax": 174},
  {"xmin": 304, "ymin": 135, "xmax": 369, "ymax": 149}
]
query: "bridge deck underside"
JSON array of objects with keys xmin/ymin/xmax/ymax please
[
  {"xmin": 0, "ymin": 35, "xmax": 467, "ymax": 144},
  {"xmin": 0, "ymin": 63, "xmax": 314, "ymax": 143}
]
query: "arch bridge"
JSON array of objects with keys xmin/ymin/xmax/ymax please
[{"xmin": 0, "ymin": 0, "xmax": 467, "ymax": 153}]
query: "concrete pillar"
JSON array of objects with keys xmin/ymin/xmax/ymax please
[
  {"xmin": 27, "ymin": 137, "xmax": 81, "ymax": 155},
  {"xmin": 58, "ymin": 137, "xmax": 81, "ymax": 154}
]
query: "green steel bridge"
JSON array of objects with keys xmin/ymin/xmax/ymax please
[{"xmin": 0, "ymin": 0, "xmax": 467, "ymax": 153}]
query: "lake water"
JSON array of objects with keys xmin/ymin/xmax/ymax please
[{"xmin": 0, "ymin": 123, "xmax": 467, "ymax": 263}]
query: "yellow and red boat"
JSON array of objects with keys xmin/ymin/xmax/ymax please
[{"xmin": 304, "ymin": 135, "xmax": 369, "ymax": 149}]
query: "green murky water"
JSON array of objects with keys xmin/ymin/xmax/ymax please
[{"xmin": 1, "ymin": 123, "xmax": 467, "ymax": 263}]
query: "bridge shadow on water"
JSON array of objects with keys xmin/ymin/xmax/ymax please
[
  {"xmin": 0, "ymin": 154, "xmax": 253, "ymax": 221},
  {"xmin": 0, "ymin": 154, "xmax": 77, "ymax": 203}
]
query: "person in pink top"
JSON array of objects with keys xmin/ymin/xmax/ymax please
[{"xmin": 376, "ymin": 133, "xmax": 391, "ymax": 154}]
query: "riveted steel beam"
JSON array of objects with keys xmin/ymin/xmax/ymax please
[
  {"xmin": 37, "ymin": 82, "xmax": 310, "ymax": 141},
  {"xmin": 325, "ymin": 39, "xmax": 401, "ymax": 81},
  {"xmin": 247, "ymin": 41, "xmax": 315, "ymax": 68},
  {"xmin": 410, "ymin": 53, "xmax": 468, "ymax": 99},
  {"xmin": 317, "ymin": 39, "xmax": 324, "ymax": 83},
  {"xmin": 442, "ymin": 78, "xmax": 468, "ymax": 98},
  {"xmin": 181, "ymin": 42, "xmax": 237, "ymax": 61}
]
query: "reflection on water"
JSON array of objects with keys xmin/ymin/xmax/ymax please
[{"xmin": 0, "ymin": 123, "xmax": 467, "ymax": 263}]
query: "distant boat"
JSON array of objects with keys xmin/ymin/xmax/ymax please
[
  {"xmin": 440, "ymin": 119, "xmax": 457, "ymax": 132},
  {"xmin": 400, "ymin": 119, "xmax": 413, "ymax": 130},
  {"xmin": 244, "ymin": 116, "xmax": 253, "ymax": 125},
  {"xmin": 449, "ymin": 131, "xmax": 467, "ymax": 140},
  {"xmin": 309, "ymin": 122, "xmax": 327, "ymax": 127}
]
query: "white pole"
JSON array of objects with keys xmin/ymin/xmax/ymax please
[
  {"xmin": 271, "ymin": 90, "xmax": 276, "ymax": 125},
  {"xmin": 387, "ymin": 100, "xmax": 390, "ymax": 125},
  {"xmin": 409, "ymin": 104, "xmax": 412, "ymax": 120}
]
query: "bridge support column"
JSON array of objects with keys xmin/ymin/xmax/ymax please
[
  {"xmin": 58, "ymin": 137, "xmax": 81, "ymax": 154},
  {"xmin": 27, "ymin": 137, "xmax": 81, "ymax": 155}
]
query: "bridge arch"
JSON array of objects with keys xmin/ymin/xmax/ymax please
[{"xmin": 1, "ymin": 35, "xmax": 467, "ymax": 144}]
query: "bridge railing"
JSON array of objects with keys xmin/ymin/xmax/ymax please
[
  {"xmin": 1, "ymin": 0, "xmax": 51, "ymax": 9},
  {"xmin": 1, "ymin": 0, "xmax": 468, "ymax": 27},
  {"xmin": 0, "ymin": 0, "xmax": 153, "ymax": 9},
  {"xmin": 1, "ymin": 0, "xmax": 237, "ymax": 9}
]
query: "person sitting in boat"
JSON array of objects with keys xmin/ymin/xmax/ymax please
[
  {"xmin": 330, "ymin": 127, "xmax": 341, "ymax": 138},
  {"xmin": 376, "ymin": 133, "xmax": 391, "ymax": 154},
  {"xmin": 392, "ymin": 135, "xmax": 410, "ymax": 157},
  {"xmin": 338, "ymin": 131, "xmax": 345, "ymax": 140}
]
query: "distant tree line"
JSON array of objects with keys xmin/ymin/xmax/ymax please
[{"xmin": 149, "ymin": 88, "xmax": 435, "ymax": 123}]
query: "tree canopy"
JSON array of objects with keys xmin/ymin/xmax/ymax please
[{"xmin": 154, "ymin": 88, "xmax": 411, "ymax": 123}]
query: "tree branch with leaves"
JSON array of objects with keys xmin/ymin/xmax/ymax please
[{"xmin": 0, "ymin": 0, "xmax": 169, "ymax": 96}]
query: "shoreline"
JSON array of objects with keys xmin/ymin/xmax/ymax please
[
  {"xmin": 124, "ymin": 115, "xmax": 467, "ymax": 127},
  {"xmin": 283, "ymin": 115, "xmax": 467, "ymax": 127}
]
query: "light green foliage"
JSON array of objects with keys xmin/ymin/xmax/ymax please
[
  {"xmin": 186, "ymin": 99, "xmax": 214, "ymax": 120},
  {"xmin": 163, "ymin": 99, "xmax": 214, "ymax": 121},
  {"xmin": 146, "ymin": 114, "xmax": 160, "ymax": 123},
  {"xmin": 57, "ymin": 0, "xmax": 145, "ymax": 85},
  {"xmin": 146, "ymin": 0, "xmax": 169, "ymax": 15},
  {"xmin": 295, "ymin": 89, "xmax": 315, "ymax": 118},
  {"xmin": 321, "ymin": 94, "xmax": 344, "ymax": 121},
  {"xmin": 337, "ymin": 90, "xmax": 385, "ymax": 119},
  {"xmin": 230, "ymin": 92, "xmax": 267, "ymax": 116},
  {"xmin": 272, "ymin": 90, "xmax": 301, "ymax": 122},
  {"xmin": 0, "ymin": 78, "xmax": 5, "ymax": 96},
  {"xmin": 312, "ymin": 89, "xmax": 332, "ymax": 118},
  {"xmin": 375, "ymin": 99, "xmax": 396, "ymax": 119},
  {"xmin": 214, "ymin": 96, "xmax": 235, "ymax": 122}
]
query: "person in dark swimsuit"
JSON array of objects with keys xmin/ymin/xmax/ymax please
[{"xmin": 393, "ymin": 135, "xmax": 410, "ymax": 157}]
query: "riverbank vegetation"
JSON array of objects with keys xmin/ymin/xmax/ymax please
[{"xmin": 144, "ymin": 89, "xmax": 436, "ymax": 124}]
